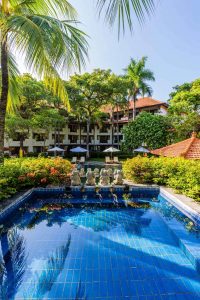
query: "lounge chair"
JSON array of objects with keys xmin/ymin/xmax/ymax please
[
  {"xmin": 80, "ymin": 156, "xmax": 85, "ymax": 164},
  {"xmin": 105, "ymin": 156, "xmax": 111, "ymax": 164},
  {"xmin": 71, "ymin": 157, "xmax": 77, "ymax": 164},
  {"xmin": 113, "ymin": 156, "xmax": 120, "ymax": 164}
]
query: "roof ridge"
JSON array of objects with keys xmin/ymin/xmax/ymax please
[
  {"xmin": 181, "ymin": 134, "xmax": 198, "ymax": 157},
  {"xmin": 153, "ymin": 137, "xmax": 193, "ymax": 152}
]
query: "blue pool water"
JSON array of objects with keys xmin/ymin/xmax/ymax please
[{"xmin": 0, "ymin": 193, "xmax": 200, "ymax": 300}]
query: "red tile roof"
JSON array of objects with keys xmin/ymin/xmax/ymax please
[
  {"xmin": 102, "ymin": 97, "xmax": 168, "ymax": 113},
  {"xmin": 130, "ymin": 97, "xmax": 168, "ymax": 109},
  {"xmin": 151, "ymin": 132, "xmax": 200, "ymax": 160}
]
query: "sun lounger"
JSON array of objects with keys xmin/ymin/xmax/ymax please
[
  {"xmin": 80, "ymin": 156, "xmax": 85, "ymax": 163},
  {"xmin": 113, "ymin": 156, "xmax": 120, "ymax": 164},
  {"xmin": 105, "ymin": 156, "xmax": 111, "ymax": 164},
  {"xmin": 71, "ymin": 157, "xmax": 77, "ymax": 163}
]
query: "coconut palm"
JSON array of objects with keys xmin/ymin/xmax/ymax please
[
  {"xmin": 0, "ymin": 0, "xmax": 88, "ymax": 161},
  {"xmin": 97, "ymin": 0, "xmax": 155, "ymax": 36},
  {"xmin": 0, "ymin": 1, "xmax": 155, "ymax": 161},
  {"xmin": 125, "ymin": 56, "xmax": 155, "ymax": 120}
]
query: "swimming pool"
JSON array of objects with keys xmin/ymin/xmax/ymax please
[{"xmin": 0, "ymin": 190, "xmax": 200, "ymax": 299}]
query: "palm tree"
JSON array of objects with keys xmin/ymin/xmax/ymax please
[
  {"xmin": 0, "ymin": 0, "xmax": 88, "ymax": 161},
  {"xmin": 125, "ymin": 57, "xmax": 155, "ymax": 120},
  {"xmin": 0, "ymin": 0, "xmax": 155, "ymax": 161},
  {"xmin": 97, "ymin": 0, "xmax": 155, "ymax": 36}
]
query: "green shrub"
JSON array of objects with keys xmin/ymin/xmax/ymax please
[
  {"xmin": 123, "ymin": 157, "xmax": 200, "ymax": 201},
  {"xmin": 0, "ymin": 157, "xmax": 72, "ymax": 200}
]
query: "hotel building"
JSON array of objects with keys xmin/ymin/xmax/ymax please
[{"xmin": 4, "ymin": 97, "xmax": 168, "ymax": 154}]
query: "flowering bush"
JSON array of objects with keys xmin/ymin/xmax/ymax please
[
  {"xmin": 123, "ymin": 157, "xmax": 200, "ymax": 201},
  {"xmin": 0, "ymin": 157, "xmax": 72, "ymax": 200}
]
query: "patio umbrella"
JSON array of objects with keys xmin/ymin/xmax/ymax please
[
  {"xmin": 103, "ymin": 146, "xmax": 120, "ymax": 159},
  {"xmin": 133, "ymin": 146, "xmax": 150, "ymax": 153},
  {"xmin": 70, "ymin": 146, "xmax": 87, "ymax": 153},
  {"xmin": 47, "ymin": 146, "xmax": 65, "ymax": 157},
  {"xmin": 48, "ymin": 146, "xmax": 65, "ymax": 152},
  {"xmin": 70, "ymin": 146, "xmax": 88, "ymax": 159}
]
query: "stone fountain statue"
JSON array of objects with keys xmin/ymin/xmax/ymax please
[
  {"xmin": 71, "ymin": 170, "xmax": 81, "ymax": 186},
  {"xmin": 85, "ymin": 170, "xmax": 96, "ymax": 186},
  {"xmin": 79, "ymin": 168, "xmax": 85, "ymax": 177},
  {"xmin": 113, "ymin": 170, "xmax": 124, "ymax": 185},
  {"xmin": 99, "ymin": 169, "xmax": 110, "ymax": 186},
  {"xmin": 94, "ymin": 168, "xmax": 100, "ymax": 177},
  {"xmin": 107, "ymin": 168, "xmax": 113, "ymax": 179}
]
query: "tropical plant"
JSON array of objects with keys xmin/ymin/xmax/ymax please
[
  {"xmin": 122, "ymin": 112, "xmax": 170, "ymax": 151},
  {"xmin": 97, "ymin": 0, "xmax": 155, "ymax": 36},
  {"xmin": 168, "ymin": 78, "xmax": 200, "ymax": 141},
  {"xmin": 123, "ymin": 157, "xmax": 200, "ymax": 201},
  {"xmin": 124, "ymin": 56, "xmax": 155, "ymax": 119},
  {"xmin": 0, "ymin": 157, "xmax": 72, "ymax": 200},
  {"xmin": 0, "ymin": 0, "xmax": 88, "ymax": 161}
]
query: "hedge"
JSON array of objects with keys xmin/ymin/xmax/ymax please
[
  {"xmin": 0, "ymin": 157, "xmax": 72, "ymax": 200},
  {"xmin": 123, "ymin": 157, "xmax": 200, "ymax": 201}
]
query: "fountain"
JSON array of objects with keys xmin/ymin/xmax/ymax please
[
  {"xmin": 96, "ymin": 190, "xmax": 103, "ymax": 206},
  {"xmin": 79, "ymin": 168, "xmax": 85, "ymax": 177},
  {"xmin": 107, "ymin": 168, "xmax": 114, "ymax": 179},
  {"xmin": 85, "ymin": 170, "xmax": 96, "ymax": 186},
  {"xmin": 99, "ymin": 169, "xmax": 110, "ymax": 186},
  {"xmin": 71, "ymin": 170, "xmax": 81, "ymax": 186},
  {"xmin": 113, "ymin": 170, "xmax": 124, "ymax": 185},
  {"xmin": 112, "ymin": 193, "xmax": 119, "ymax": 206},
  {"xmin": 94, "ymin": 168, "xmax": 100, "ymax": 177}
]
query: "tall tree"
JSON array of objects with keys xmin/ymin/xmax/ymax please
[
  {"xmin": 122, "ymin": 112, "xmax": 170, "ymax": 151},
  {"xmin": 105, "ymin": 75, "xmax": 129, "ymax": 146},
  {"xmin": 66, "ymin": 69, "xmax": 115, "ymax": 157},
  {"xmin": 0, "ymin": 0, "xmax": 88, "ymax": 161},
  {"xmin": 124, "ymin": 57, "xmax": 155, "ymax": 120},
  {"xmin": 168, "ymin": 78, "xmax": 200, "ymax": 141}
]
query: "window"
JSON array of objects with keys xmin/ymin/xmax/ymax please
[
  {"xmin": 68, "ymin": 124, "xmax": 79, "ymax": 132},
  {"xmin": 33, "ymin": 133, "xmax": 45, "ymax": 141},
  {"xmin": 99, "ymin": 125, "xmax": 110, "ymax": 133},
  {"xmin": 114, "ymin": 135, "xmax": 123, "ymax": 143},
  {"xmin": 69, "ymin": 135, "xmax": 78, "ymax": 143},
  {"xmin": 98, "ymin": 135, "xmax": 109, "ymax": 143},
  {"xmin": 52, "ymin": 134, "xmax": 65, "ymax": 144}
]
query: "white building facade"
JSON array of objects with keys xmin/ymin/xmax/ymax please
[{"xmin": 4, "ymin": 98, "xmax": 168, "ymax": 154}]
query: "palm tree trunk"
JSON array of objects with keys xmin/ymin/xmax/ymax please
[
  {"xmin": 79, "ymin": 120, "xmax": 81, "ymax": 146},
  {"xmin": 116, "ymin": 106, "xmax": 120, "ymax": 148},
  {"xmin": 0, "ymin": 35, "xmax": 9, "ymax": 163},
  {"xmin": 86, "ymin": 118, "xmax": 90, "ymax": 158},
  {"xmin": 133, "ymin": 94, "xmax": 137, "ymax": 120},
  {"xmin": 111, "ymin": 109, "xmax": 114, "ymax": 147},
  {"xmin": 19, "ymin": 136, "xmax": 24, "ymax": 157}
]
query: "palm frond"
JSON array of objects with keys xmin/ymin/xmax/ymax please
[
  {"xmin": 11, "ymin": 0, "xmax": 77, "ymax": 20},
  {"xmin": 7, "ymin": 52, "xmax": 20, "ymax": 112},
  {"xmin": 97, "ymin": 0, "xmax": 155, "ymax": 35},
  {"xmin": 0, "ymin": 48, "xmax": 20, "ymax": 112},
  {"xmin": 7, "ymin": 14, "xmax": 88, "ymax": 110}
]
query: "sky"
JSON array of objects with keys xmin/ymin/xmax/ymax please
[{"xmin": 19, "ymin": 0, "xmax": 200, "ymax": 102}]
